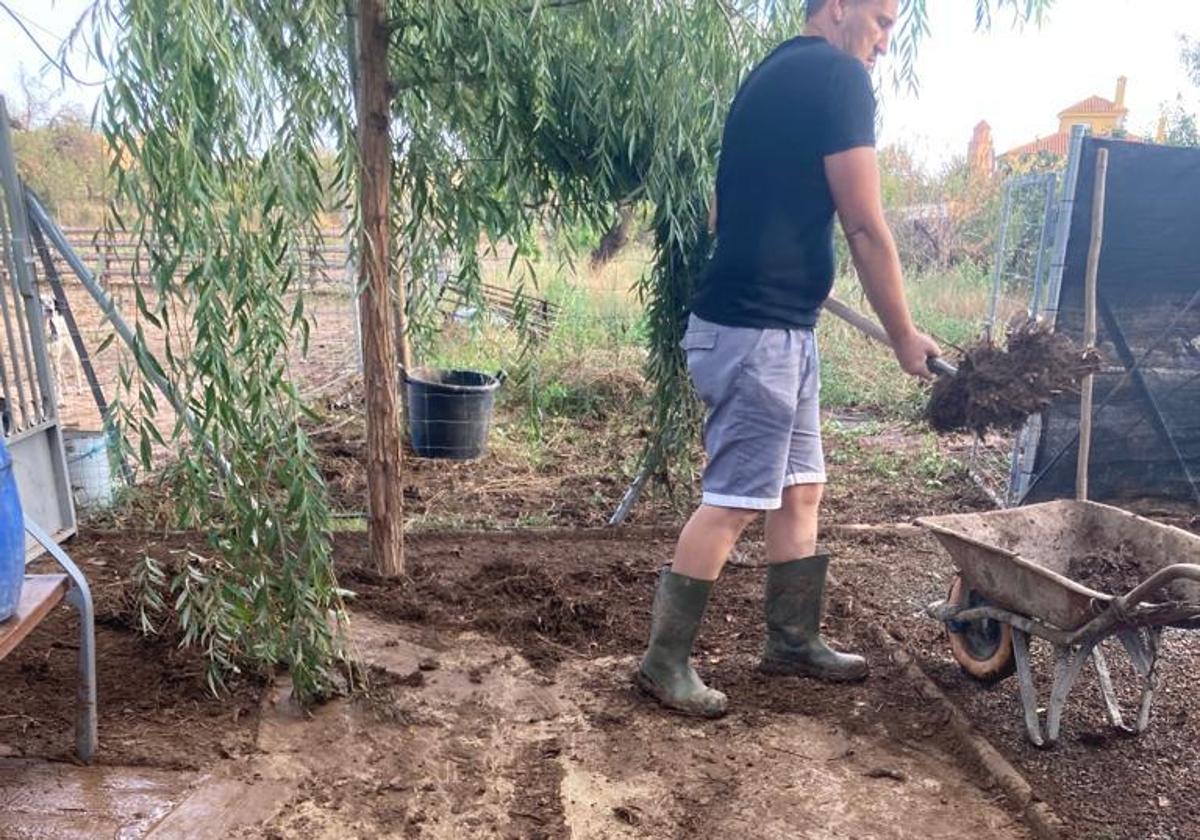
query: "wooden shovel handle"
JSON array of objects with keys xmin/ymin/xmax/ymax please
[{"xmin": 824, "ymin": 295, "xmax": 957, "ymax": 378}]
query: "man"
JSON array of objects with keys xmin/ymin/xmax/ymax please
[{"xmin": 636, "ymin": 0, "xmax": 942, "ymax": 717}]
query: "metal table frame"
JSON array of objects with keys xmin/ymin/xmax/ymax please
[{"xmin": 20, "ymin": 518, "xmax": 96, "ymax": 762}]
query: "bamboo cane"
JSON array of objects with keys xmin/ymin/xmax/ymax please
[{"xmin": 1077, "ymin": 148, "xmax": 1109, "ymax": 501}]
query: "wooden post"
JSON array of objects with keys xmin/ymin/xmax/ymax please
[
  {"xmin": 358, "ymin": 0, "xmax": 404, "ymax": 575},
  {"xmin": 1077, "ymin": 148, "xmax": 1109, "ymax": 502}
]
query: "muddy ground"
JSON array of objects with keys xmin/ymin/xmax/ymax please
[
  {"xmin": 339, "ymin": 528, "xmax": 1200, "ymax": 840},
  {"xmin": 0, "ymin": 530, "xmax": 264, "ymax": 770},
  {"xmin": 12, "ymin": 312, "xmax": 1200, "ymax": 839},
  {"xmin": 2, "ymin": 528, "xmax": 1030, "ymax": 840},
  {"xmin": 3, "ymin": 518, "xmax": 1199, "ymax": 838}
]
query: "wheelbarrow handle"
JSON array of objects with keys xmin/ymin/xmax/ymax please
[{"xmin": 1117, "ymin": 564, "xmax": 1200, "ymax": 609}]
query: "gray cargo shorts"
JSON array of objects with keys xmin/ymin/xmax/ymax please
[{"xmin": 682, "ymin": 313, "xmax": 825, "ymax": 510}]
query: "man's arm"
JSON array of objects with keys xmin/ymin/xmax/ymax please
[{"xmin": 825, "ymin": 146, "xmax": 940, "ymax": 378}]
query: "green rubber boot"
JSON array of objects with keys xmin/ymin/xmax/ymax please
[
  {"xmin": 759, "ymin": 554, "xmax": 868, "ymax": 682},
  {"xmin": 635, "ymin": 569, "xmax": 728, "ymax": 718}
]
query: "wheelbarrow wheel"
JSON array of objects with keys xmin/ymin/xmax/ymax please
[{"xmin": 945, "ymin": 575, "xmax": 1015, "ymax": 683}]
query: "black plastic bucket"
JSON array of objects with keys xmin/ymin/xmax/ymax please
[{"xmin": 405, "ymin": 368, "xmax": 502, "ymax": 460}]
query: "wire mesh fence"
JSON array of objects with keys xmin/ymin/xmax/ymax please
[
  {"xmin": 34, "ymin": 219, "xmax": 650, "ymax": 439},
  {"xmin": 30, "ymin": 226, "xmax": 362, "ymax": 435}
]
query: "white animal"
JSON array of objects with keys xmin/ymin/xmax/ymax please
[{"xmin": 41, "ymin": 296, "xmax": 83, "ymax": 404}]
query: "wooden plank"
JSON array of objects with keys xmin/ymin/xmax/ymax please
[{"xmin": 0, "ymin": 574, "xmax": 68, "ymax": 661}]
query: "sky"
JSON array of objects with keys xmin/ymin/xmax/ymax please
[
  {"xmin": 876, "ymin": 0, "xmax": 1200, "ymax": 168},
  {"xmin": 1, "ymin": 0, "xmax": 103, "ymax": 117},
  {"xmin": 3, "ymin": 0, "xmax": 1200, "ymax": 171}
]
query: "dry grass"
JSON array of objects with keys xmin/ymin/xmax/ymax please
[{"xmin": 470, "ymin": 239, "xmax": 1004, "ymax": 423}]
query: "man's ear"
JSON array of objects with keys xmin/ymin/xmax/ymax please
[{"xmin": 830, "ymin": 0, "xmax": 846, "ymax": 24}]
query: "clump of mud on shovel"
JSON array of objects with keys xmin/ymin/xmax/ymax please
[{"xmin": 926, "ymin": 319, "xmax": 1102, "ymax": 435}]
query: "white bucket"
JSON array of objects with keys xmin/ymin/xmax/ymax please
[{"xmin": 63, "ymin": 429, "xmax": 115, "ymax": 511}]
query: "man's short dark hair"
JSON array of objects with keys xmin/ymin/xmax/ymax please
[
  {"xmin": 806, "ymin": 0, "xmax": 830, "ymax": 18},
  {"xmin": 808, "ymin": 0, "xmax": 866, "ymax": 18}
]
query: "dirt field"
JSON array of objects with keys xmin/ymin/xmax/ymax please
[
  {"xmin": 4, "ymin": 505, "xmax": 1199, "ymax": 837},
  {"xmin": 2, "ymin": 528, "xmax": 1030, "ymax": 839},
  {"xmin": 0, "ymin": 530, "xmax": 264, "ymax": 770},
  {"xmin": 305, "ymin": 383, "xmax": 1000, "ymax": 531},
  {"xmin": 9, "ymin": 279, "xmax": 1200, "ymax": 837}
]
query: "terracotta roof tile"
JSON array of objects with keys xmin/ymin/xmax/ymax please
[
  {"xmin": 1000, "ymin": 132, "xmax": 1149, "ymax": 160},
  {"xmin": 1058, "ymin": 96, "xmax": 1126, "ymax": 116},
  {"xmin": 1001, "ymin": 132, "xmax": 1072, "ymax": 159}
]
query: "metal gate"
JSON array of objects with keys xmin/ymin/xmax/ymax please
[
  {"xmin": 0, "ymin": 97, "xmax": 77, "ymax": 552},
  {"xmin": 1006, "ymin": 128, "xmax": 1088, "ymax": 505},
  {"xmin": 961, "ymin": 127, "xmax": 1095, "ymax": 506},
  {"xmin": 964, "ymin": 168, "xmax": 1063, "ymax": 504}
]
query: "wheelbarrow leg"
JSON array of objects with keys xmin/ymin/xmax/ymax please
[
  {"xmin": 1138, "ymin": 631, "xmax": 1162, "ymax": 733},
  {"xmin": 1047, "ymin": 642, "xmax": 1094, "ymax": 743},
  {"xmin": 1011, "ymin": 629, "xmax": 1045, "ymax": 747},
  {"xmin": 1117, "ymin": 628, "xmax": 1160, "ymax": 733},
  {"xmin": 1091, "ymin": 645, "xmax": 1126, "ymax": 731}
]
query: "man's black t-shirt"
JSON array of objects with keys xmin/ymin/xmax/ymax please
[{"xmin": 692, "ymin": 36, "xmax": 876, "ymax": 329}]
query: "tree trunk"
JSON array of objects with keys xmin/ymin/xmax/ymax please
[{"xmin": 358, "ymin": 0, "xmax": 404, "ymax": 575}]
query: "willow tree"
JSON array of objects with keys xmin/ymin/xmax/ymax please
[{"xmin": 81, "ymin": 0, "xmax": 1053, "ymax": 698}]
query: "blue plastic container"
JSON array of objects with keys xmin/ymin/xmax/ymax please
[{"xmin": 0, "ymin": 437, "xmax": 25, "ymax": 622}]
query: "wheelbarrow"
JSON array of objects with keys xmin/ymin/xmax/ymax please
[{"xmin": 917, "ymin": 500, "xmax": 1200, "ymax": 746}]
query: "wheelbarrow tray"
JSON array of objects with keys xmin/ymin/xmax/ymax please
[{"xmin": 917, "ymin": 500, "xmax": 1200, "ymax": 632}]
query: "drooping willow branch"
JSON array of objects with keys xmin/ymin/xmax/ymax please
[{"xmin": 78, "ymin": 0, "xmax": 1055, "ymax": 696}]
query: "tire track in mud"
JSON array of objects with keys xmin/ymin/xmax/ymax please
[{"xmin": 506, "ymin": 737, "xmax": 569, "ymax": 839}]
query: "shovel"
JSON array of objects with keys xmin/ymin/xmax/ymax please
[{"xmin": 824, "ymin": 295, "xmax": 958, "ymax": 378}]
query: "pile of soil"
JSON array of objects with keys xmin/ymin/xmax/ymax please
[
  {"xmin": 341, "ymin": 534, "xmax": 649, "ymax": 671},
  {"xmin": 927, "ymin": 320, "xmax": 1102, "ymax": 435},
  {"xmin": 466, "ymin": 558, "xmax": 610, "ymax": 645},
  {"xmin": 1067, "ymin": 540, "xmax": 1144, "ymax": 596}
]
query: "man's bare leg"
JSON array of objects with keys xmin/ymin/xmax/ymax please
[
  {"xmin": 764, "ymin": 483, "xmax": 822, "ymax": 563},
  {"xmin": 672, "ymin": 504, "xmax": 759, "ymax": 580}
]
